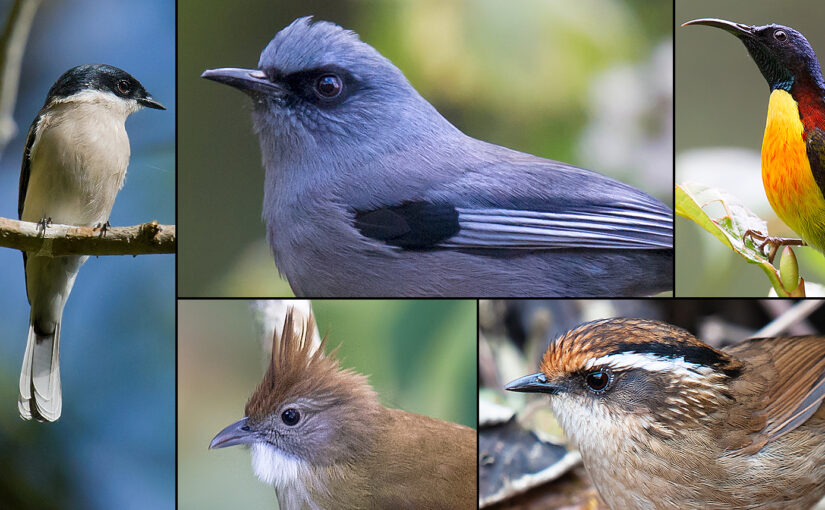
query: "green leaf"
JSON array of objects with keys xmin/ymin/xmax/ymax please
[{"xmin": 675, "ymin": 182, "xmax": 791, "ymax": 297}]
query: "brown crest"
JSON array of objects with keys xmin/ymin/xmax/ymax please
[{"xmin": 245, "ymin": 308, "xmax": 377, "ymax": 421}]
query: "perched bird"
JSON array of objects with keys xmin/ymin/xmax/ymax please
[
  {"xmin": 684, "ymin": 19, "xmax": 825, "ymax": 262},
  {"xmin": 209, "ymin": 309, "xmax": 477, "ymax": 509},
  {"xmin": 18, "ymin": 64, "xmax": 165, "ymax": 421},
  {"xmin": 506, "ymin": 318, "xmax": 825, "ymax": 509},
  {"xmin": 201, "ymin": 16, "xmax": 673, "ymax": 297}
]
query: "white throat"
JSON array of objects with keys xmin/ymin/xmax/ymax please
[{"xmin": 250, "ymin": 442, "xmax": 308, "ymax": 487}]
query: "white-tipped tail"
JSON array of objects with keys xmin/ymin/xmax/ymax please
[{"xmin": 18, "ymin": 319, "xmax": 62, "ymax": 422}]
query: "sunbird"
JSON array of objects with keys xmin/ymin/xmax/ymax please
[{"xmin": 684, "ymin": 19, "xmax": 825, "ymax": 262}]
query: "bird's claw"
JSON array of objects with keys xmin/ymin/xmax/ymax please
[
  {"xmin": 743, "ymin": 229, "xmax": 806, "ymax": 264},
  {"xmin": 94, "ymin": 221, "xmax": 111, "ymax": 236},
  {"xmin": 36, "ymin": 217, "xmax": 52, "ymax": 233}
]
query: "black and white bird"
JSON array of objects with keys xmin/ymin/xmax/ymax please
[{"xmin": 17, "ymin": 64, "xmax": 164, "ymax": 421}]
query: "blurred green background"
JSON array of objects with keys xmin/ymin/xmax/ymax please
[
  {"xmin": 0, "ymin": 1, "xmax": 174, "ymax": 509},
  {"xmin": 178, "ymin": 0, "xmax": 673, "ymax": 296},
  {"xmin": 676, "ymin": 0, "xmax": 825, "ymax": 296},
  {"xmin": 178, "ymin": 299, "xmax": 477, "ymax": 510}
]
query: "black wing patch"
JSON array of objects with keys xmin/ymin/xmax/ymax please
[
  {"xmin": 18, "ymin": 112, "xmax": 41, "ymax": 220},
  {"xmin": 806, "ymin": 127, "xmax": 825, "ymax": 199},
  {"xmin": 353, "ymin": 201, "xmax": 460, "ymax": 249}
]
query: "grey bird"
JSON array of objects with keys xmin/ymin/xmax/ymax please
[
  {"xmin": 18, "ymin": 64, "xmax": 165, "ymax": 421},
  {"xmin": 202, "ymin": 17, "xmax": 673, "ymax": 297}
]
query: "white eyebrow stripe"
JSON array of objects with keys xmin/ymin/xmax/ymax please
[{"xmin": 585, "ymin": 352, "xmax": 714, "ymax": 378}]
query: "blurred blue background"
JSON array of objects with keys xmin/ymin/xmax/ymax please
[
  {"xmin": 178, "ymin": 0, "xmax": 673, "ymax": 296},
  {"xmin": 676, "ymin": 0, "xmax": 825, "ymax": 296},
  {"xmin": 178, "ymin": 299, "xmax": 477, "ymax": 510},
  {"xmin": 0, "ymin": 1, "xmax": 174, "ymax": 509}
]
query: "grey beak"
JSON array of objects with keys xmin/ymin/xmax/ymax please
[
  {"xmin": 682, "ymin": 18, "xmax": 756, "ymax": 40},
  {"xmin": 201, "ymin": 67, "xmax": 286, "ymax": 97},
  {"xmin": 505, "ymin": 372, "xmax": 564, "ymax": 395},
  {"xmin": 209, "ymin": 417, "xmax": 256, "ymax": 449},
  {"xmin": 139, "ymin": 96, "xmax": 166, "ymax": 110}
]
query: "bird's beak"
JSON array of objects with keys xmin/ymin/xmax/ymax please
[
  {"xmin": 201, "ymin": 67, "xmax": 286, "ymax": 97},
  {"xmin": 505, "ymin": 372, "xmax": 564, "ymax": 395},
  {"xmin": 682, "ymin": 18, "xmax": 756, "ymax": 40},
  {"xmin": 138, "ymin": 96, "xmax": 166, "ymax": 110},
  {"xmin": 209, "ymin": 417, "xmax": 256, "ymax": 449}
]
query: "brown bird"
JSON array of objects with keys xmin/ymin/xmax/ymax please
[
  {"xmin": 506, "ymin": 318, "xmax": 825, "ymax": 510},
  {"xmin": 209, "ymin": 309, "xmax": 477, "ymax": 510}
]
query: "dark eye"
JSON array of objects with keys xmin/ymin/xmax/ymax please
[
  {"xmin": 315, "ymin": 74, "xmax": 342, "ymax": 98},
  {"xmin": 585, "ymin": 370, "xmax": 612, "ymax": 392},
  {"xmin": 281, "ymin": 408, "xmax": 300, "ymax": 426},
  {"xmin": 774, "ymin": 30, "xmax": 787, "ymax": 42},
  {"xmin": 117, "ymin": 80, "xmax": 130, "ymax": 94}
]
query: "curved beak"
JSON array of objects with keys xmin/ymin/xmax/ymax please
[
  {"xmin": 682, "ymin": 18, "xmax": 756, "ymax": 40},
  {"xmin": 209, "ymin": 417, "xmax": 256, "ymax": 449},
  {"xmin": 505, "ymin": 372, "xmax": 564, "ymax": 395},
  {"xmin": 201, "ymin": 67, "xmax": 286, "ymax": 97},
  {"xmin": 138, "ymin": 95, "xmax": 165, "ymax": 110}
]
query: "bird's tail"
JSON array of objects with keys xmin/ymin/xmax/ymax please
[{"xmin": 18, "ymin": 318, "xmax": 62, "ymax": 422}]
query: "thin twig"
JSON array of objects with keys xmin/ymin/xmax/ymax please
[
  {"xmin": 0, "ymin": 0, "xmax": 41, "ymax": 156},
  {"xmin": 0, "ymin": 216, "xmax": 175, "ymax": 255},
  {"xmin": 755, "ymin": 300, "xmax": 824, "ymax": 337}
]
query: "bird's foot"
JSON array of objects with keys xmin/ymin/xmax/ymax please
[
  {"xmin": 743, "ymin": 229, "xmax": 806, "ymax": 263},
  {"xmin": 36, "ymin": 217, "xmax": 52, "ymax": 233},
  {"xmin": 94, "ymin": 221, "xmax": 111, "ymax": 236}
]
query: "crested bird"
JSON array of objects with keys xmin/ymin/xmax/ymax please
[
  {"xmin": 209, "ymin": 309, "xmax": 477, "ymax": 509},
  {"xmin": 684, "ymin": 19, "xmax": 825, "ymax": 263},
  {"xmin": 506, "ymin": 318, "xmax": 825, "ymax": 509},
  {"xmin": 201, "ymin": 16, "xmax": 673, "ymax": 297},
  {"xmin": 18, "ymin": 64, "xmax": 165, "ymax": 421}
]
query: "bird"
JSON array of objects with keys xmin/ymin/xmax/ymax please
[
  {"xmin": 201, "ymin": 16, "xmax": 673, "ymax": 297},
  {"xmin": 17, "ymin": 64, "xmax": 165, "ymax": 422},
  {"xmin": 683, "ymin": 18, "xmax": 825, "ymax": 263},
  {"xmin": 209, "ymin": 308, "xmax": 477, "ymax": 509},
  {"xmin": 505, "ymin": 318, "xmax": 825, "ymax": 509}
]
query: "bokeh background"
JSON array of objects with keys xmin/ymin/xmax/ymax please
[
  {"xmin": 0, "ymin": 1, "xmax": 175, "ymax": 509},
  {"xmin": 178, "ymin": 299, "xmax": 477, "ymax": 510},
  {"xmin": 676, "ymin": 0, "xmax": 825, "ymax": 296},
  {"xmin": 178, "ymin": 0, "xmax": 674, "ymax": 296},
  {"xmin": 480, "ymin": 299, "xmax": 825, "ymax": 508}
]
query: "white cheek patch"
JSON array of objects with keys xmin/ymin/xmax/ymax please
[
  {"xmin": 585, "ymin": 352, "xmax": 713, "ymax": 380},
  {"xmin": 250, "ymin": 442, "xmax": 308, "ymax": 488}
]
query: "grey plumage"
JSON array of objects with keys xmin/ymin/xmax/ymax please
[
  {"xmin": 18, "ymin": 64, "xmax": 164, "ymax": 421},
  {"xmin": 202, "ymin": 17, "xmax": 673, "ymax": 297}
]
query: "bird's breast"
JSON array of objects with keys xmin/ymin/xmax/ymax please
[
  {"xmin": 22, "ymin": 104, "xmax": 131, "ymax": 226},
  {"xmin": 761, "ymin": 89, "xmax": 825, "ymax": 247}
]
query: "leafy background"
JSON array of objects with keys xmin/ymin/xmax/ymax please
[
  {"xmin": 178, "ymin": 0, "xmax": 673, "ymax": 296},
  {"xmin": 178, "ymin": 299, "xmax": 477, "ymax": 510},
  {"xmin": 676, "ymin": 0, "xmax": 825, "ymax": 296}
]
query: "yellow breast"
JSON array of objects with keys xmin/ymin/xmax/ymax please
[{"xmin": 761, "ymin": 89, "xmax": 825, "ymax": 250}]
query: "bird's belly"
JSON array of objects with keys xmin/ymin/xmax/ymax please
[
  {"xmin": 761, "ymin": 89, "xmax": 825, "ymax": 249},
  {"xmin": 21, "ymin": 108, "xmax": 130, "ymax": 226}
]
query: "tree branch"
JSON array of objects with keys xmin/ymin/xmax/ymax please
[
  {"xmin": 0, "ymin": 216, "xmax": 175, "ymax": 256},
  {"xmin": 0, "ymin": 0, "xmax": 42, "ymax": 157}
]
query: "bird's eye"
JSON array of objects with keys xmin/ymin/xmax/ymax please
[
  {"xmin": 315, "ymin": 74, "xmax": 342, "ymax": 98},
  {"xmin": 585, "ymin": 370, "xmax": 612, "ymax": 392},
  {"xmin": 774, "ymin": 30, "xmax": 787, "ymax": 42},
  {"xmin": 117, "ymin": 80, "xmax": 130, "ymax": 94},
  {"xmin": 281, "ymin": 408, "xmax": 300, "ymax": 426}
]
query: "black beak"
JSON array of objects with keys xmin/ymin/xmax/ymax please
[
  {"xmin": 505, "ymin": 372, "xmax": 564, "ymax": 395},
  {"xmin": 682, "ymin": 18, "xmax": 756, "ymax": 40},
  {"xmin": 138, "ymin": 95, "xmax": 166, "ymax": 110},
  {"xmin": 201, "ymin": 67, "xmax": 286, "ymax": 97},
  {"xmin": 209, "ymin": 417, "xmax": 256, "ymax": 449}
]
